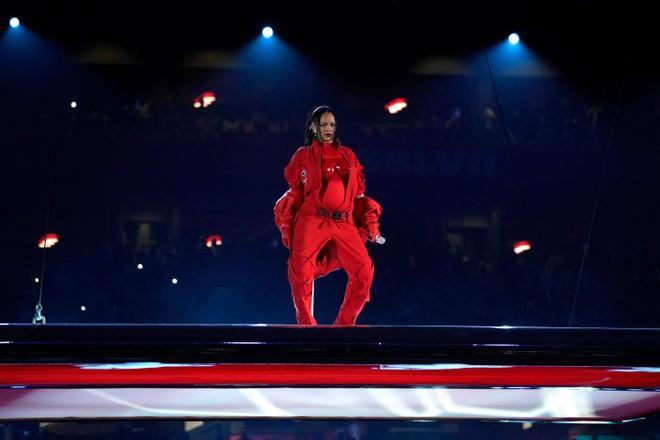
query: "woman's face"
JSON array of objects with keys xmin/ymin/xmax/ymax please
[{"xmin": 316, "ymin": 112, "xmax": 336, "ymax": 143}]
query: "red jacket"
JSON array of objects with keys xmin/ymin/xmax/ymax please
[
  {"xmin": 274, "ymin": 140, "xmax": 366, "ymax": 229},
  {"xmin": 274, "ymin": 140, "xmax": 382, "ymax": 239}
]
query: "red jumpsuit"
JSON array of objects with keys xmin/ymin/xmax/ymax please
[{"xmin": 274, "ymin": 140, "xmax": 380, "ymax": 325}]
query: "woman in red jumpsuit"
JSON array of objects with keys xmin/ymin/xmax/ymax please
[{"xmin": 274, "ymin": 105, "xmax": 382, "ymax": 325}]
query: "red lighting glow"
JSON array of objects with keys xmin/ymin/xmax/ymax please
[
  {"xmin": 385, "ymin": 97, "xmax": 408, "ymax": 114},
  {"xmin": 37, "ymin": 233, "xmax": 59, "ymax": 249},
  {"xmin": 513, "ymin": 240, "xmax": 531, "ymax": 254},
  {"xmin": 205, "ymin": 234, "xmax": 223, "ymax": 248},
  {"xmin": 193, "ymin": 92, "xmax": 216, "ymax": 109}
]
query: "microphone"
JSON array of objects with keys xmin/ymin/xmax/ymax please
[{"xmin": 374, "ymin": 235, "xmax": 386, "ymax": 245}]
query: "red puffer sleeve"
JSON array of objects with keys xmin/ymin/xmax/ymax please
[
  {"xmin": 355, "ymin": 153, "xmax": 366, "ymax": 197},
  {"xmin": 352, "ymin": 195, "xmax": 382, "ymax": 242},
  {"xmin": 357, "ymin": 162, "xmax": 366, "ymax": 197},
  {"xmin": 274, "ymin": 148, "xmax": 306, "ymax": 233}
]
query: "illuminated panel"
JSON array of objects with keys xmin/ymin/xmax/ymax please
[
  {"xmin": 205, "ymin": 235, "xmax": 223, "ymax": 248},
  {"xmin": 514, "ymin": 240, "xmax": 531, "ymax": 254},
  {"xmin": 37, "ymin": 233, "xmax": 59, "ymax": 249},
  {"xmin": 385, "ymin": 98, "xmax": 408, "ymax": 114},
  {"xmin": 193, "ymin": 91, "xmax": 216, "ymax": 109},
  {"xmin": 1, "ymin": 363, "xmax": 659, "ymax": 421},
  {"xmin": 0, "ymin": 387, "xmax": 658, "ymax": 421}
]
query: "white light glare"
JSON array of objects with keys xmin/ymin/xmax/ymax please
[{"xmin": 262, "ymin": 26, "xmax": 274, "ymax": 39}]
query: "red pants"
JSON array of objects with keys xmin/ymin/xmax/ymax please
[{"xmin": 288, "ymin": 215, "xmax": 374, "ymax": 325}]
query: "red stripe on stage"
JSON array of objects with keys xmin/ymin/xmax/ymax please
[{"xmin": 1, "ymin": 364, "xmax": 659, "ymax": 388}]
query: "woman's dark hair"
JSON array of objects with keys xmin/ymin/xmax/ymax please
[{"xmin": 303, "ymin": 105, "xmax": 338, "ymax": 146}]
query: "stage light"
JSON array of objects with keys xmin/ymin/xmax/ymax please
[
  {"xmin": 205, "ymin": 234, "xmax": 223, "ymax": 248},
  {"xmin": 508, "ymin": 33, "xmax": 520, "ymax": 45},
  {"xmin": 80, "ymin": 306, "xmax": 86, "ymax": 311},
  {"xmin": 385, "ymin": 98, "xmax": 408, "ymax": 114},
  {"xmin": 37, "ymin": 233, "xmax": 59, "ymax": 249},
  {"xmin": 262, "ymin": 26, "xmax": 274, "ymax": 39},
  {"xmin": 171, "ymin": 278, "xmax": 178, "ymax": 285},
  {"xmin": 9, "ymin": 17, "xmax": 20, "ymax": 28},
  {"xmin": 193, "ymin": 91, "xmax": 216, "ymax": 109},
  {"xmin": 70, "ymin": 101, "xmax": 77, "ymax": 109},
  {"xmin": 513, "ymin": 240, "xmax": 531, "ymax": 254},
  {"xmin": 137, "ymin": 263, "xmax": 144, "ymax": 270},
  {"xmin": 201, "ymin": 92, "xmax": 216, "ymax": 108},
  {"xmin": 34, "ymin": 278, "xmax": 39, "ymax": 283}
]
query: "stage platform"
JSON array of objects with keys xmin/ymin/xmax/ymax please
[{"xmin": 1, "ymin": 324, "xmax": 660, "ymax": 422}]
